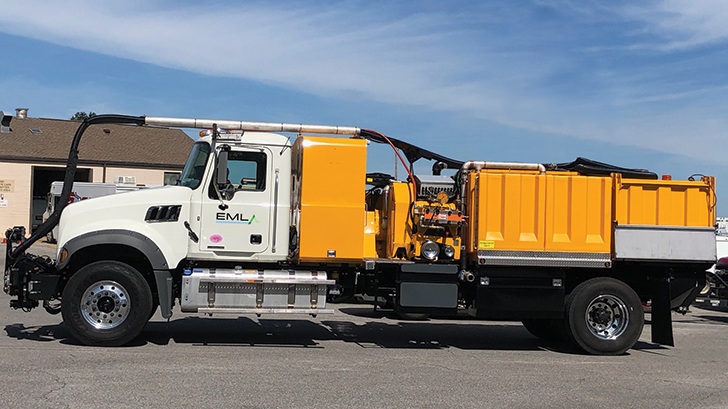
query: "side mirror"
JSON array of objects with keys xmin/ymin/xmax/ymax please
[{"xmin": 216, "ymin": 149, "xmax": 229, "ymax": 185}]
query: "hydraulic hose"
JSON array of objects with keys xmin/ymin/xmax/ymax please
[
  {"xmin": 9, "ymin": 114, "xmax": 146, "ymax": 260},
  {"xmin": 360, "ymin": 129, "xmax": 419, "ymax": 196}
]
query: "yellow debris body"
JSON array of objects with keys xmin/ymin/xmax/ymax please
[
  {"xmin": 291, "ymin": 136, "xmax": 715, "ymax": 264},
  {"xmin": 466, "ymin": 169, "xmax": 715, "ymax": 255}
]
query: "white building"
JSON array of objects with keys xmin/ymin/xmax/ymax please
[{"xmin": 0, "ymin": 108, "xmax": 193, "ymax": 234}]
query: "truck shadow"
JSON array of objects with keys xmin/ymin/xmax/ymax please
[
  {"xmin": 146, "ymin": 317, "xmax": 552, "ymax": 351},
  {"xmin": 5, "ymin": 317, "xmax": 578, "ymax": 352},
  {"xmin": 140, "ymin": 315, "xmax": 597, "ymax": 354},
  {"xmin": 4, "ymin": 314, "xmax": 663, "ymax": 355},
  {"xmin": 3, "ymin": 305, "xmax": 675, "ymax": 354},
  {"xmin": 4, "ymin": 322, "xmax": 71, "ymax": 343}
]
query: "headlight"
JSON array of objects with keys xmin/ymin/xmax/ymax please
[
  {"xmin": 421, "ymin": 240, "xmax": 440, "ymax": 260},
  {"xmin": 442, "ymin": 245, "xmax": 455, "ymax": 258}
]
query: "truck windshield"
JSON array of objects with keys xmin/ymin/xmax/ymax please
[{"xmin": 178, "ymin": 142, "xmax": 211, "ymax": 189}]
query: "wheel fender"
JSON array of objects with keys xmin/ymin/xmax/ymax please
[{"xmin": 58, "ymin": 229, "xmax": 170, "ymax": 270}]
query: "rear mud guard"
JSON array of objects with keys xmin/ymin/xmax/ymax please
[{"xmin": 651, "ymin": 277, "xmax": 673, "ymax": 346}]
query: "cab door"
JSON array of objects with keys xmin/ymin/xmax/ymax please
[{"xmin": 198, "ymin": 147, "xmax": 272, "ymax": 257}]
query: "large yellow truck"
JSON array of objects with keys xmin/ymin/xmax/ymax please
[{"xmin": 4, "ymin": 114, "xmax": 716, "ymax": 355}]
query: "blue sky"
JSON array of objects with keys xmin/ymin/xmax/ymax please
[{"xmin": 1, "ymin": 1, "xmax": 727, "ymax": 214}]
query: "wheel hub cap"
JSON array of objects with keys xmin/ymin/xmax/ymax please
[
  {"xmin": 585, "ymin": 294, "xmax": 629, "ymax": 340},
  {"xmin": 81, "ymin": 280, "xmax": 130, "ymax": 330}
]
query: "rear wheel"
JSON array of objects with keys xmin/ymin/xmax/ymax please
[
  {"xmin": 61, "ymin": 261, "xmax": 152, "ymax": 346},
  {"xmin": 565, "ymin": 277, "xmax": 644, "ymax": 355}
]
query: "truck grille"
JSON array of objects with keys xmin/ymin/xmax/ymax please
[{"xmin": 145, "ymin": 205, "xmax": 181, "ymax": 222}]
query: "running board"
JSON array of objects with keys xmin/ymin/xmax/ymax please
[{"xmin": 198, "ymin": 308, "xmax": 333, "ymax": 315}]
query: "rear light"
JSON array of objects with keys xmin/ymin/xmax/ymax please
[{"xmin": 717, "ymin": 256, "xmax": 728, "ymax": 268}]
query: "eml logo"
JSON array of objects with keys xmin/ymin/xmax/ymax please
[{"xmin": 216, "ymin": 212, "xmax": 257, "ymax": 224}]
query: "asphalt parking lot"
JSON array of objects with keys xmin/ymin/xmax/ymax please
[{"xmin": 2, "ymin": 243, "xmax": 728, "ymax": 408}]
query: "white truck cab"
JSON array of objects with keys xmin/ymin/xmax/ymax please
[
  {"xmin": 182, "ymin": 131, "xmax": 292, "ymax": 262},
  {"xmin": 56, "ymin": 131, "xmax": 293, "ymax": 271}
]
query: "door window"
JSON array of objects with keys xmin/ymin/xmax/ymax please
[{"xmin": 210, "ymin": 151, "xmax": 267, "ymax": 199}]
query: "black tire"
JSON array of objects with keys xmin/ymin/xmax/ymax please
[
  {"xmin": 61, "ymin": 261, "xmax": 153, "ymax": 346},
  {"xmin": 565, "ymin": 277, "xmax": 644, "ymax": 355},
  {"xmin": 522, "ymin": 318, "xmax": 568, "ymax": 343}
]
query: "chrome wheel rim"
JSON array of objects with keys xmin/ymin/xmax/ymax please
[
  {"xmin": 585, "ymin": 294, "xmax": 629, "ymax": 340},
  {"xmin": 81, "ymin": 280, "xmax": 130, "ymax": 330}
]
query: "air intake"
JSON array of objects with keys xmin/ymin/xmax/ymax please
[
  {"xmin": 145, "ymin": 205, "xmax": 181, "ymax": 222},
  {"xmin": 413, "ymin": 175, "xmax": 457, "ymax": 200}
]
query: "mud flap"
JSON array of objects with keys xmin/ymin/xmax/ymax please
[
  {"xmin": 651, "ymin": 277, "xmax": 674, "ymax": 346},
  {"xmin": 154, "ymin": 270, "xmax": 173, "ymax": 319}
]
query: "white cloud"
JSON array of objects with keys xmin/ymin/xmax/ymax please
[
  {"xmin": 1, "ymin": 1, "xmax": 727, "ymax": 165},
  {"xmin": 621, "ymin": 0, "xmax": 728, "ymax": 50}
]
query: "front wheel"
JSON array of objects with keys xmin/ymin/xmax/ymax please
[
  {"xmin": 61, "ymin": 261, "xmax": 152, "ymax": 346},
  {"xmin": 566, "ymin": 277, "xmax": 644, "ymax": 355}
]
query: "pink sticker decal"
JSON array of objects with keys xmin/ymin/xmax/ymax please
[{"xmin": 210, "ymin": 234, "xmax": 223, "ymax": 243}]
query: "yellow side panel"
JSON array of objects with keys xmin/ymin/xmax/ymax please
[
  {"xmin": 545, "ymin": 175, "xmax": 612, "ymax": 253},
  {"xmin": 387, "ymin": 182, "xmax": 413, "ymax": 258},
  {"xmin": 474, "ymin": 171, "xmax": 546, "ymax": 251},
  {"xmin": 614, "ymin": 176, "xmax": 715, "ymax": 227},
  {"xmin": 296, "ymin": 136, "xmax": 367, "ymax": 261},
  {"xmin": 363, "ymin": 210, "xmax": 379, "ymax": 258},
  {"xmin": 466, "ymin": 172, "xmax": 478, "ymax": 253}
]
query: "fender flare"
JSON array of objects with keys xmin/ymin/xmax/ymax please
[{"xmin": 58, "ymin": 229, "xmax": 169, "ymax": 271}]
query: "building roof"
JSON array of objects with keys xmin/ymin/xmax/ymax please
[{"xmin": 0, "ymin": 115, "xmax": 194, "ymax": 169}]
